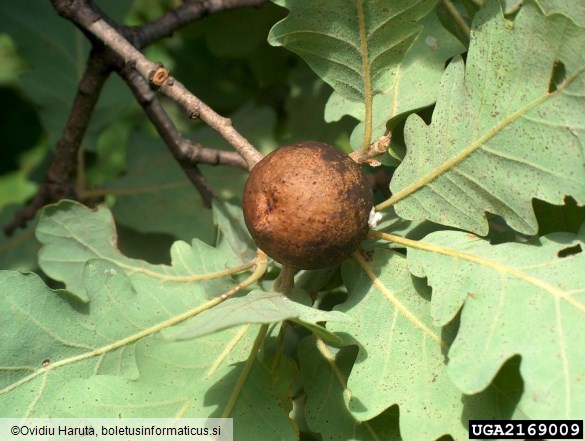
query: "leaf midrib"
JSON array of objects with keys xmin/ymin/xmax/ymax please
[
  {"xmin": 376, "ymin": 230, "xmax": 577, "ymax": 416},
  {"xmin": 356, "ymin": 0, "xmax": 373, "ymax": 149},
  {"xmin": 0, "ymin": 263, "xmax": 266, "ymax": 399},
  {"xmin": 44, "ymin": 217, "xmax": 254, "ymax": 282},
  {"xmin": 353, "ymin": 251, "xmax": 445, "ymax": 348},
  {"xmin": 376, "ymin": 66, "xmax": 585, "ymax": 211},
  {"xmin": 373, "ymin": 231, "xmax": 585, "ymax": 314}
]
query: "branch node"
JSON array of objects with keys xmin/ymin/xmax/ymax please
[
  {"xmin": 149, "ymin": 64, "xmax": 169, "ymax": 87},
  {"xmin": 350, "ymin": 132, "xmax": 392, "ymax": 165},
  {"xmin": 189, "ymin": 102, "xmax": 200, "ymax": 119}
]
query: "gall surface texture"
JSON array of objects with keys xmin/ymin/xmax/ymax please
[{"xmin": 243, "ymin": 141, "xmax": 374, "ymax": 269}]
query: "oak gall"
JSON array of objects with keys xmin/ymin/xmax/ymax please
[{"xmin": 243, "ymin": 141, "xmax": 373, "ymax": 269}]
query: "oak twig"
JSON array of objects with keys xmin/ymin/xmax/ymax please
[
  {"xmin": 123, "ymin": 69, "xmax": 247, "ymax": 207},
  {"xmin": 349, "ymin": 133, "xmax": 392, "ymax": 166},
  {"xmin": 5, "ymin": 0, "xmax": 264, "ymax": 235},
  {"xmin": 133, "ymin": 0, "xmax": 267, "ymax": 48},
  {"xmin": 3, "ymin": 53, "xmax": 111, "ymax": 236},
  {"xmin": 55, "ymin": 0, "xmax": 264, "ymax": 170}
]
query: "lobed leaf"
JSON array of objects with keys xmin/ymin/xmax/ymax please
[
  {"xmin": 269, "ymin": 0, "xmax": 437, "ymax": 102},
  {"xmin": 269, "ymin": 0, "xmax": 437, "ymax": 147},
  {"xmin": 298, "ymin": 338, "xmax": 401, "ymax": 441},
  {"xmin": 35, "ymin": 200, "xmax": 251, "ymax": 301},
  {"xmin": 407, "ymin": 225, "xmax": 585, "ymax": 420},
  {"xmin": 325, "ymin": 10, "xmax": 465, "ymax": 151},
  {"xmin": 0, "ymin": 249, "xmax": 231, "ymax": 398},
  {"xmin": 388, "ymin": 1, "xmax": 585, "ymax": 235},
  {"xmin": 0, "ymin": 200, "xmax": 298, "ymax": 437},
  {"xmin": 0, "ymin": 270, "xmax": 295, "ymax": 437},
  {"xmin": 503, "ymin": 0, "xmax": 585, "ymax": 27},
  {"xmin": 328, "ymin": 250, "xmax": 509, "ymax": 440}
]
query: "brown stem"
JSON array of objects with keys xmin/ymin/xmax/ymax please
[
  {"xmin": 349, "ymin": 132, "xmax": 392, "ymax": 165},
  {"xmin": 3, "ymin": 53, "xmax": 111, "ymax": 236},
  {"xmin": 133, "ymin": 0, "xmax": 267, "ymax": 49},
  {"xmin": 124, "ymin": 72, "xmax": 248, "ymax": 170},
  {"xmin": 5, "ymin": 0, "xmax": 265, "ymax": 235},
  {"xmin": 123, "ymin": 69, "xmax": 217, "ymax": 208},
  {"xmin": 56, "ymin": 0, "xmax": 264, "ymax": 170}
]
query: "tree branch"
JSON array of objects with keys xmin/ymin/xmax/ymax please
[
  {"xmin": 5, "ymin": 0, "xmax": 265, "ymax": 235},
  {"xmin": 3, "ymin": 53, "xmax": 111, "ymax": 236},
  {"xmin": 133, "ymin": 0, "xmax": 267, "ymax": 48},
  {"xmin": 56, "ymin": 0, "xmax": 264, "ymax": 170},
  {"xmin": 123, "ymin": 69, "xmax": 247, "ymax": 207},
  {"xmin": 122, "ymin": 69, "xmax": 247, "ymax": 171},
  {"xmin": 124, "ymin": 69, "xmax": 214, "ymax": 207}
]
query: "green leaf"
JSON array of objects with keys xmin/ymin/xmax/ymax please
[
  {"xmin": 107, "ymin": 131, "xmax": 217, "ymax": 244},
  {"xmin": 269, "ymin": 0, "xmax": 436, "ymax": 103},
  {"xmin": 537, "ymin": 0, "xmax": 585, "ymax": 27},
  {"xmin": 0, "ymin": 269, "xmax": 295, "ymax": 437},
  {"xmin": 283, "ymin": 64, "xmax": 354, "ymax": 148},
  {"xmin": 1, "ymin": 201, "xmax": 296, "ymax": 436},
  {"xmin": 503, "ymin": 0, "xmax": 585, "ymax": 27},
  {"xmin": 388, "ymin": 1, "xmax": 585, "ymax": 235},
  {"xmin": 502, "ymin": 0, "xmax": 522, "ymax": 14},
  {"xmin": 298, "ymin": 338, "xmax": 401, "ymax": 441},
  {"xmin": 407, "ymin": 226, "xmax": 585, "ymax": 420},
  {"xmin": 169, "ymin": 33, "xmax": 265, "ymax": 116},
  {"xmin": 269, "ymin": 0, "xmax": 437, "ymax": 147},
  {"xmin": 0, "ymin": 34, "xmax": 27, "ymax": 84},
  {"xmin": 36, "ymin": 200, "xmax": 247, "ymax": 301},
  {"xmin": 213, "ymin": 199, "xmax": 257, "ymax": 264},
  {"xmin": 372, "ymin": 204, "xmax": 451, "ymax": 242},
  {"xmin": 85, "ymin": 118, "xmax": 132, "ymax": 188},
  {"xmin": 0, "ymin": 168, "xmax": 41, "ymax": 216},
  {"xmin": 0, "ymin": 269, "xmax": 139, "ymax": 393},
  {"xmin": 55, "ymin": 334, "xmax": 297, "ymax": 439},
  {"xmin": 324, "ymin": 9, "xmax": 465, "ymax": 150},
  {"xmin": 165, "ymin": 290, "xmax": 351, "ymax": 342},
  {"xmin": 329, "ymin": 250, "xmax": 509, "ymax": 440}
]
